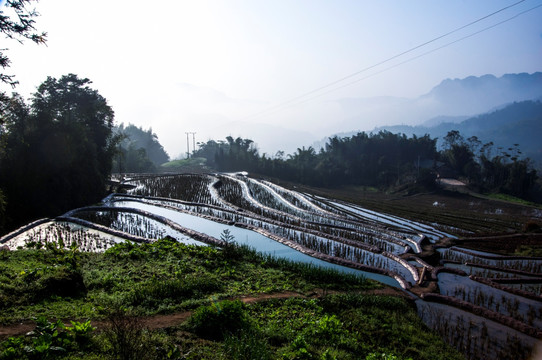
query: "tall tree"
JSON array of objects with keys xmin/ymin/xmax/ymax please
[
  {"xmin": 441, "ymin": 130, "xmax": 478, "ymax": 180},
  {"xmin": 0, "ymin": 74, "xmax": 115, "ymax": 232},
  {"xmin": 0, "ymin": 0, "xmax": 46, "ymax": 232},
  {"xmin": 32, "ymin": 74, "xmax": 116, "ymax": 180}
]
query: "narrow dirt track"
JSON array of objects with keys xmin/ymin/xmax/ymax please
[
  {"xmin": 0, "ymin": 292, "xmax": 310, "ymax": 339},
  {"xmin": 0, "ymin": 288, "xmax": 410, "ymax": 339}
]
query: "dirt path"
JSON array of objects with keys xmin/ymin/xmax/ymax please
[
  {"xmin": 0, "ymin": 322, "xmax": 36, "ymax": 339},
  {"xmin": 0, "ymin": 288, "xmax": 412, "ymax": 339},
  {"xmin": 0, "ymin": 290, "xmax": 352, "ymax": 339},
  {"xmin": 137, "ymin": 291, "xmax": 307, "ymax": 332}
]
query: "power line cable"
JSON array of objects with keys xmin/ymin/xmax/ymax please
[
  {"xmin": 241, "ymin": 0, "xmax": 532, "ymax": 121},
  {"xmin": 284, "ymin": 3, "xmax": 542, "ymax": 110}
]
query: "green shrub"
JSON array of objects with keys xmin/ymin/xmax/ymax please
[
  {"xmin": 188, "ymin": 300, "xmax": 252, "ymax": 340},
  {"xmin": 0, "ymin": 264, "xmax": 86, "ymax": 309},
  {"xmin": 102, "ymin": 306, "xmax": 148, "ymax": 360},
  {"xmin": 310, "ymin": 314, "xmax": 347, "ymax": 345},
  {"xmin": 282, "ymin": 334, "xmax": 314, "ymax": 359},
  {"xmin": 35, "ymin": 266, "xmax": 87, "ymax": 300},
  {"xmin": 104, "ymin": 240, "xmax": 145, "ymax": 259},
  {"xmin": 0, "ymin": 317, "xmax": 96, "ymax": 360},
  {"xmin": 66, "ymin": 320, "xmax": 95, "ymax": 349},
  {"xmin": 0, "ymin": 337, "xmax": 25, "ymax": 360}
]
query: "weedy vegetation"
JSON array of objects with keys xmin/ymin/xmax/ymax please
[{"xmin": 0, "ymin": 238, "xmax": 464, "ymax": 359}]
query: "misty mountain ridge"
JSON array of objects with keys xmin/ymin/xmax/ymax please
[
  {"xmin": 310, "ymin": 72, "xmax": 541, "ymax": 155},
  {"xmin": 425, "ymin": 73, "xmax": 542, "ymax": 112},
  {"xmin": 421, "ymin": 115, "xmax": 469, "ymax": 127},
  {"xmin": 334, "ymin": 72, "xmax": 542, "ymax": 132},
  {"xmin": 188, "ymin": 72, "xmax": 542, "ymax": 158}
]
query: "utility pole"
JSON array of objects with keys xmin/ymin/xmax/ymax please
[
  {"xmin": 190, "ymin": 132, "xmax": 197, "ymax": 156},
  {"xmin": 185, "ymin": 132, "xmax": 190, "ymax": 158},
  {"xmin": 185, "ymin": 132, "xmax": 197, "ymax": 158}
]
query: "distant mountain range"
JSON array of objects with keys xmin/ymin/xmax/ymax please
[
  {"xmin": 313, "ymin": 72, "xmax": 542, "ymax": 168},
  {"xmin": 420, "ymin": 72, "xmax": 542, "ymax": 115},
  {"xmin": 332, "ymin": 72, "xmax": 542, "ymax": 132},
  {"xmin": 198, "ymin": 72, "xmax": 542, "ymax": 160}
]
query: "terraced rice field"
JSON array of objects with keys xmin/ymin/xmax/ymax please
[{"xmin": 1, "ymin": 173, "xmax": 541, "ymax": 359}]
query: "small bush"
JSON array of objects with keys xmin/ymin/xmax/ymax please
[
  {"xmin": 0, "ymin": 317, "xmax": 96, "ymax": 360},
  {"xmin": 35, "ymin": 266, "xmax": 87, "ymax": 300},
  {"xmin": 310, "ymin": 314, "xmax": 347, "ymax": 345},
  {"xmin": 0, "ymin": 337, "xmax": 25, "ymax": 360},
  {"xmin": 1, "ymin": 265, "xmax": 86, "ymax": 308},
  {"xmin": 281, "ymin": 334, "xmax": 314, "ymax": 359},
  {"xmin": 188, "ymin": 300, "xmax": 252, "ymax": 340},
  {"xmin": 66, "ymin": 320, "xmax": 95, "ymax": 349},
  {"xmin": 102, "ymin": 306, "xmax": 148, "ymax": 360}
]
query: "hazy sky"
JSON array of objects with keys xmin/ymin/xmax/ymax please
[{"xmin": 2, "ymin": 0, "xmax": 542, "ymax": 157}]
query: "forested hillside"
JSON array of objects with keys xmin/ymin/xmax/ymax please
[{"xmin": 112, "ymin": 124, "xmax": 170, "ymax": 173}]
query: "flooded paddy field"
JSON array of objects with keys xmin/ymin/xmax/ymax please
[{"xmin": 2, "ymin": 173, "xmax": 541, "ymax": 359}]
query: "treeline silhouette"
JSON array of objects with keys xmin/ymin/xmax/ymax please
[
  {"xmin": 0, "ymin": 74, "xmax": 116, "ymax": 234},
  {"xmin": 376, "ymin": 100, "xmax": 542, "ymax": 168},
  {"xmin": 439, "ymin": 130, "xmax": 538, "ymax": 198},
  {"xmin": 194, "ymin": 131, "xmax": 539, "ymax": 199},
  {"xmin": 195, "ymin": 133, "xmax": 437, "ymax": 188}
]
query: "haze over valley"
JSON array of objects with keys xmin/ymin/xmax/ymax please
[
  {"xmin": 320, "ymin": 72, "xmax": 542, "ymax": 168},
  {"xmin": 4, "ymin": 1, "xmax": 541, "ymax": 158},
  {"xmin": 266, "ymin": 72, "xmax": 542, "ymax": 156}
]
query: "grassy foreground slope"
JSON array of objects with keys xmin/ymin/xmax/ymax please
[{"xmin": 0, "ymin": 239, "xmax": 464, "ymax": 360}]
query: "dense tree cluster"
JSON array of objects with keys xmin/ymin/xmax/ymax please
[
  {"xmin": 0, "ymin": 74, "xmax": 116, "ymax": 233},
  {"xmin": 195, "ymin": 131, "xmax": 438, "ymax": 188},
  {"xmin": 440, "ymin": 130, "xmax": 538, "ymax": 198},
  {"xmin": 112, "ymin": 123, "xmax": 169, "ymax": 173},
  {"xmin": 195, "ymin": 130, "xmax": 539, "ymax": 200},
  {"xmin": 1, "ymin": 0, "xmax": 47, "ymax": 232}
]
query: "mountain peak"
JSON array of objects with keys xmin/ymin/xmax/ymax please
[
  {"xmin": 430, "ymin": 72, "xmax": 541, "ymax": 96},
  {"xmin": 422, "ymin": 72, "xmax": 542, "ymax": 115}
]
